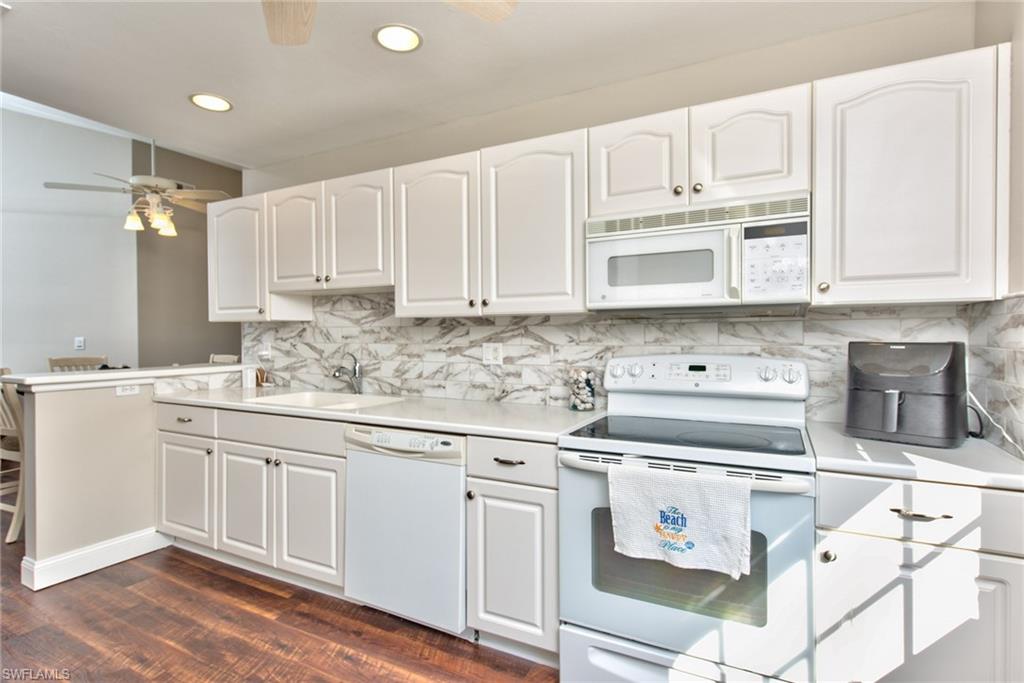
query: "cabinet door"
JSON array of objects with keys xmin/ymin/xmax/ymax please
[
  {"xmin": 322, "ymin": 169, "xmax": 394, "ymax": 290},
  {"xmin": 394, "ymin": 152, "xmax": 481, "ymax": 317},
  {"xmin": 274, "ymin": 450, "xmax": 345, "ymax": 587},
  {"xmin": 218, "ymin": 441, "xmax": 274, "ymax": 565},
  {"xmin": 207, "ymin": 195, "xmax": 267, "ymax": 322},
  {"xmin": 588, "ymin": 109, "xmax": 689, "ymax": 216},
  {"xmin": 815, "ymin": 530, "xmax": 1024, "ymax": 682},
  {"xmin": 157, "ymin": 432, "xmax": 216, "ymax": 548},
  {"xmin": 813, "ymin": 47, "xmax": 997, "ymax": 304},
  {"xmin": 689, "ymin": 84, "xmax": 810, "ymax": 203},
  {"xmin": 466, "ymin": 478, "xmax": 558, "ymax": 652},
  {"xmin": 481, "ymin": 130, "xmax": 586, "ymax": 315},
  {"xmin": 267, "ymin": 182, "xmax": 323, "ymax": 292}
]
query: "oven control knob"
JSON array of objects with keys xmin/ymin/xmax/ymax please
[
  {"xmin": 628, "ymin": 363, "xmax": 644, "ymax": 378},
  {"xmin": 758, "ymin": 366, "xmax": 778, "ymax": 382},
  {"xmin": 782, "ymin": 367, "xmax": 802, "ymax": 384},
  {"xmin": 609, "ymin": 364, "xmax": 625, "ymax": 379}
]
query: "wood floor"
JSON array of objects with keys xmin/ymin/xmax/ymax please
[{"xmin": 0, "ymin": 510, "xmax": 558, "ymax": 682}]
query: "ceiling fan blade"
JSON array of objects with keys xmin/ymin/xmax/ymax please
[
  {"xmin": 168, "ymin": 197, "xmax": 210, "ymax": 214},
  {"xmin": 262, "ymin": 0, "xmax": 316, "ymax": 46},
  {"xmin": 93, "ymin": 172, "xmax": 133, "ymax": 185},
  {"xmin": 448, "ymin": 0, "xmax": 517, "ymax": 22},
  {"xmin": 167, "ymin": 189, "xmax": 231, "ymax": 201},
  {"xmin": 43, "ymin": 182, "xmax": 132, "ymax": 193}
]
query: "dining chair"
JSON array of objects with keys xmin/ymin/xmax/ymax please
[
  {"xmin": 0, "ymin": 369, "xmax": 25, "ymax": 543},
  {"xmin": 48, "ymin": 356, "xmax": 108, "ymax": 372},
  {"xmin": 209, "ymin": 354, "xmax": 240, "ymax": 364}
]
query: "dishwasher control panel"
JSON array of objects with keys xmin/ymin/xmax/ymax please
[{"xmin": 371, "ymin": 431, "xmax": 456, "ymax": 452}]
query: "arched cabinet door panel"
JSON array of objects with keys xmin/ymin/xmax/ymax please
[
  {"xmin": 322, "ymin": 169, "xmax": 394, "ymax": 290},
  {"xmin": 207, "ymin": 195, "xmax": 267, "ymax": 321},
  {"xmin": 267, "ymin": 182, "xmax": 322, "ymax": 292}
]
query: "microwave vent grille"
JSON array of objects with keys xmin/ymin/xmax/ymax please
[{"xmin": 587, "ymin": 196, "xmax": 809, "ymax": 237}]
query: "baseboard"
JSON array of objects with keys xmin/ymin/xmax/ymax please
[{"xmin": 21, "ymin": 527, "xmax": 172, "ymax": 590}]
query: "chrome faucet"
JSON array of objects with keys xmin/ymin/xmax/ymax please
[{"xmin": 331, "ymin": 352, "xmax": 363, "ymax": 394}]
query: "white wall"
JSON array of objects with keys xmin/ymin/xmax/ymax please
[
  {"xmin": 1, "ymin": 108, "xmax": 138, "ymax": 372},
  {"xmin": 244, "ymin": 3, "xmax": 977, "ymax": 193}
]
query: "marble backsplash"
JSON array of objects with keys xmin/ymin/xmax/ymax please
[
  {"xmin": 968, "ymin": 296, "xmax": 1024, "ymax": 457},
  {"xmin": 241, "ymin": 293, "xmax": 976, "ymax": 425},
  {"xmin": 152, "ymin": 370, "xmax": 242, "ymax": 395}
]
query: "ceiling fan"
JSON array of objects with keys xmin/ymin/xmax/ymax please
[
  {"xmin": 260, "ymin": 0, "xmax": 517, "ymax": 46},
  {"xmin": 43, "ymin": 142, "xmax": 230, "ymax": 237}
]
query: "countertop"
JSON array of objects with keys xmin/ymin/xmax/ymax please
[
  {"xmin": 808, "ymin": 420, "xmax": 1024, "ymax": 491},
  {"xmin": 155, "ymin": 386, "xmax": 601, "ymax": 444},
  {"xmin": 2, "ymin": 363, "xmax": 246, "ymax": 390}
]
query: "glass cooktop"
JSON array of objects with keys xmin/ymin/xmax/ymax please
[{"xmin": 568, "ymin": 415, "xmax": 806, "ymax": 456}]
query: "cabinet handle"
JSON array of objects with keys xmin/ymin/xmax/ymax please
[
  {"xmin": 258, "ymin": 306, "xmax": 265, "ymax": 314},
  {"xmin": 206, "ymin": 448, "xmax": 213, "ymax": 455},
  {"xmin": 889, "ymin": 507, "xmax": 953, "ymax": 522},
  {"xmin": 265, "ymin": 457, "xmax": 272, "ymax": 464},
  {"xmin": 274, "ymin": 459, "xmax": 281, "ymax": 466},
  {"xmin": 673, "ymin": 185, "xmax": 684, "ymax": 196},
  {"xmin": 176, "ymin": 417, "xmax": 193, "ymax": 423},
  {"xmin": 468, "ymin": 299, "xmax": 477, "ymax": 308},
  {"xmin": 817, "ymin": 282, "xmax": 830, "ymax": 293},
  {"xmin": 820, "ymin": 550, "xmax": 838, "ymax": 563},
  {"xmin": 325, "ymin": 275, "xmax": 332, "ymax": 282},
  {"xmin": 466, "ymin": 490, "xmax": 476, "ymax": 500},
  {"xmin": 481, "ymin": 298, "xmax": 490, "ymax": 307},
  {"xmin": 315, "ymin": 275, "xmax": 323, "ymax": 282},
  {"xmin": 692, "ymin": 182, "xmax": 704, "ymax": 193},
  {"xmin": 493, "ymin": 457, "xmax": 526, "ymax": 466}
]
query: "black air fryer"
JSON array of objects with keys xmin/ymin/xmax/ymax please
[{"xmin": 845, "ymin": 342, "xmax": 967, "ymax": 448}]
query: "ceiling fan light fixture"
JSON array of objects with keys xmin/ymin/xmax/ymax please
[
  {"xmin": 123, "ymin": 210, "xmax": 144, "ymax": 232},
  {"xmin": 189, "ymin": 93, "xmax": 233, "ymax": 112},
  {"xmin": 157, "ymin": 217, "xmax": 178, "ymax": 238},
  {"xmin": 374, "ymin": 24, "xmax": 421, "ymax": 52}
]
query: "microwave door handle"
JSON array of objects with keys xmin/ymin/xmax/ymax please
[{"xmin": 727, "ymin": 226, "xmax": 742, "ymax": 301}]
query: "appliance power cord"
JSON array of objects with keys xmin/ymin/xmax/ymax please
[{"xmin": 967, "ymin": 390, "xmax": 1024, "ymax": 458}]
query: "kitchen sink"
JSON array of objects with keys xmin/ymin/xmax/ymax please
[{"xmin": 245, "ymin": 391, "xmax": 402, "ymax": 410}]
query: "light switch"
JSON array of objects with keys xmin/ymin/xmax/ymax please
[
  {"xmin": 482, "ymin": 343, "xmax": 503, "ymax": 365},
  {"xmin": 74, "ymin": 336, "xmax": 86, "ymax": 350}
]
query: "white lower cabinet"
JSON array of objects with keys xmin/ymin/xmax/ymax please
[
  {"xmin": 815, "ymin": 529, "xmax": 1024, "ymax": 682},
  {"xmin": 157, "ymin": 432, "xmax": 216, "ymax": 548},
  {"xmin": 466, "ymin": 477, "xmax": 558, "ymax": 652},
  {"xmin": 218, "ymin": 441, "xmax": 275, "ymax": 565}
]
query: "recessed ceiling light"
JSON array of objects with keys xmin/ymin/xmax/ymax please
[
  {"xmin": 375, "ymin": 24, "xmax": 421, "ymax": 53},
  {"xmin": 190, "ymin": 93, "xmax": 233, "ymax": 112}
]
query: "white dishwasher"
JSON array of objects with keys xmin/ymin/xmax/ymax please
[{"xmin": 343, "ymin": 425, "xmax": 467, "ymax": 634}]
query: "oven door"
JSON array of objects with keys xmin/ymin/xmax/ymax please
[
  {"xmin": 558, "ymin": 452, "xmax": 815, "ymax": 682},
  {"xmin": 587, "ymin": 226, "xmax": 741, "ymax": 309}
]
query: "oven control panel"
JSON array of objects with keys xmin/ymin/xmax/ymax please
[{"xmin": 604, "ymin": 354, "xmax": 808, "ymax": 399}]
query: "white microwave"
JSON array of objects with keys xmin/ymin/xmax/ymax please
[{"xmin": 586, "ymin": 198, "xmax": 811, "ymax": 310}]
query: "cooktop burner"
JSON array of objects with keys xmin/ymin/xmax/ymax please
[{"xmin": 568, "ymin": 415, "xmax": 805, "ymax": 456}]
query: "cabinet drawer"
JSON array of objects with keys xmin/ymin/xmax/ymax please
[
  {"xmin": 157, "ymin": 404, "xmax": 217, "ymax": 437},
  {"xmin": 218, "ymin": 409, "xmax": 345, "ymax": 456},
  {"xmin": 818, "ymin": 472, "xmax": 1024, "ymax": 557},
  {"xmin": 467, "ymin": 436, "xmax": 557, "ymax": 489}
]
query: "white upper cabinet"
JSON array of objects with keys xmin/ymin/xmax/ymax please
[
  {"xmin": 321, "ymin": 169, "xmax": 394, "ymax": 291},
  {"xmin": 208, "ymin": 195, "xmax": 267, "ymax": 322},
  {"xmin": 689, "ymin": 84, "xmax": 810, "ymax": 203},
  {"xmin": 267, "ymin": 181, "xmax": 323, "ymax": 292},
  {"xmin": 394, "ymin": 152, "xmax": 481, "ymax": 318},
  {"xmin": 813, "ymin": 47, "xmax": 999, "ymax": 304},
  {"xmin": 588, "ymin": 109, "xmax": 689, "ymax": 217},
  {"xmin": 481, "ymin": 130, "xmax": 587, "ymax": 315}
]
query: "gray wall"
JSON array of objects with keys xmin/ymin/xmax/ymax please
[{"xmin": 134, "ymin": 141, "xmax": 242, "ymax": 366}]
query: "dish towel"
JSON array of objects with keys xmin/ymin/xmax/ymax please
[{"xmin": 607, "ymin": 464, "xmax": 752, "ymax": 579}]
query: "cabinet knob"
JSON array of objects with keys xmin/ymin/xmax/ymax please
[
  {"xmin": 265, "ymin": 457, "xmax": 272, "ymax": 464},
  {"xmin": 206, "ymin": 448, "xmax": 213, "ymax": 455},
  {"xmin": 821, "ymin": 550, "xmax": 838, "ymax": 563},
  {"xmin": 258, "ymin": 306, "xmax": 265, "ymax": 314},
  {"xmin": 325, "ymin": 275, "xmax": 332, "ymax": 282},
  {"xmin": 672, "ymin": 185, "xmax": 684, "ymax": 196},
  {"xmin": 481, "ymin": 298, "xmax": 489, "ymax": 307},
  {"xmin": 468, "ymin": 299, "xmax": 477, "ymax": 308},
  {"xmin": 273, "ymin": 459, "xmax": 281, "ymax": 466},
  {"xmin": 817, "ymin": 282, "xmax": 831, "ymax": 293},
  {"xmin": 466, "ymin": 490, "xmax": 476, "ymax": 500},
  {"xmin": 315, "ymin": 275, "xmax": 323, "ymax": 282},
  {"xmin": 692, "ymin": 182, "xmax": 704, "ymax": 193}
]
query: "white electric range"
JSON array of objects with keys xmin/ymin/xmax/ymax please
[{"xmin": 557, "ymin": 354, "xmax": 816, "ymax": 682}]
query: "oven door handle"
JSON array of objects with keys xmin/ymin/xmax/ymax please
[{"xmin": 558, "ymin": 453, "xmax": 812, "ymax": 494}]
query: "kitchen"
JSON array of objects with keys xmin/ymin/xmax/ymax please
[{"xmin": 2, "ymin": 2, "xmax": 1024, "ymax": 682}]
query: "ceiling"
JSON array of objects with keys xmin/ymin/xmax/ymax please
[{"xmin": 1, "ymin": 1, "xmax": 945, "ymax": 170}]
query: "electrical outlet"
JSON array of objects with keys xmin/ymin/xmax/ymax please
[
  {"xmin": 482, "ymin": 343, "xmax": 503, "ymax": 366},
  {"xmin": 74, "ymin": 336, "xmax": 86, "ymax": 350}
]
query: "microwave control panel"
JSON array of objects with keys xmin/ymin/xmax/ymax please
[{"xmin": 742, "ymin": 221, "xmax": 809, "ymax": 302}]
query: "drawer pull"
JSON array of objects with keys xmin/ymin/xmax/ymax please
[
  {"xmin": 176, "ymin": 417, "xmax": 193, "ymax": 423},
  {"xmin": 493, "ymin": 457, "xmax": 526, "ymax": 466},
  {"xmin": 889, "ymin": 507, "xmax": 953, "ymax": 522}
]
